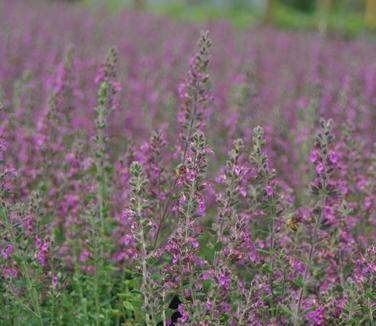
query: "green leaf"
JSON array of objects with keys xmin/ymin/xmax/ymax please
[
  {"xmin": 292, "ymin": 273, "xmax": 304, "ymax": 288},
  {"xmin": 262, "ymin": 263, "xmax": 272, "ymax": 274},
  {"xmin": 123, "ymin": 301, "xmax": 135, "ymax": 312}
]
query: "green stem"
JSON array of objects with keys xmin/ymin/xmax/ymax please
[
  {"xmin": 137, "ymin": 202, "xmax": 154, "ymax": 326},
  {"xmin": 153, "ymin": 93, "xmax": 198, "ymax": 248},
  {"xmin": 293, "ymin": 195, "xmax": 326, "ymax": 325},
  {"xmin": 1, "ymin": 206, "xmax": 44, "ymax": 326},
  {"xmin": 268, "ymin": 196, "xmax": 276, "ymax": 318}
]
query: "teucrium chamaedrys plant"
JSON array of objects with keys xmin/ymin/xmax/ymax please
[
  {"xmin": 153, "ymin": 30, "xmax": 212, "ymax": 249},
  {"xmin": 293, "ymin": 118, "xmax": 337, "ymax": 325},
  {"xmin": 127, "ymin": 160, "xmax": 162, "ymax": 325},
  {"xmin": 0, "ymin": 2, "xmax": 375, "ymax": 324}
]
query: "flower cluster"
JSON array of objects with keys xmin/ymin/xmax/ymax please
[{"xmin": 0, "ymin": 2, "xmax": 375, "ymax": 325}]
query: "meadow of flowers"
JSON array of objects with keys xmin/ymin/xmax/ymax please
[{"xmin": 0, "ymin": 1, "xmax": 375, "ymax": 325}]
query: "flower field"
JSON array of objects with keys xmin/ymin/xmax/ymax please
[{"xmin": 0, "ymin": 1, "xmax": 375, "ymax": 325}]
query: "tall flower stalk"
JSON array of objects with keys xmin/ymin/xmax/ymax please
[
  {"xmin": 0, "ymin": 5, "xmax": 375, "ymax": 324},
  {"xmin": 0, "ymin": 139, "xmax": 45, "ymax": 326},
  {"xmin": 93, "ymin": 47, "xmax": 119, "ymax": 253},
  {"xmin": 293, "ymin": 119, "xmax": 336, "ymax": 325},
  {"xmin": 88, "ymin": 47, "xmax": 120, "ymax": 325},
  {"xmin": 127, "ymin": 161, "xmax": 157, "ymax": 325},
  {"xmin": 153, "ymin": 30, "xmax": 212, "ymax": 248}
]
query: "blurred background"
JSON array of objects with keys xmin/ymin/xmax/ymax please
[{"xmin": 58, "ymin": 0, "xmax": 376, "ymax": 36}]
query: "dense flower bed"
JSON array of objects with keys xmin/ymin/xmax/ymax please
[{"xmin": 0, "ymin": 1, "xmax": 375, "ymax": 325}]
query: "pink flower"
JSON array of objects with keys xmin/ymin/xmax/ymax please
[
  {"xmin": 79, "ymin": 250, "xmax": 90, "ymax": 263},
  {"xmin": 219, "ymin": 272, "xmax": 230, "ymax": 290},
  {"xmin": 306, "ymin": 307, "xmax": 325, "ymax": 325},
  {"xmin": 234, "ymin": 165, "xmax": 241, "ymax": 175},
  {"xmin": 364, "ymin": 196, "xmax": 373, "ymax": 210},
  {"xmin": 315, "ymin": 162, "xmax": 324, "ymax": 175},
  {"xmin": 172, "ymin": 254, "xmax": 179, "ymax": 264},
  {"xmin": 178, "ymin": 304, "xmax": 189, "ymax": 323},
  {"xmin": 197, "ymin": 199, "xmax": 206, "ymax": 216},
  {"xmin": 310, "ymin": 150, "xmax": 319, "ymax": 163},
  {"xmin": 266, "ymin": 184, "xmax": 273, "ymax": 196},
  {"xmin": 3, "ymin": 267, "xmax": 18, "ymax": 279},
  {"xmin": 191, "ymin": 237, "xmax": 199, "ymax": 249},
  {"xmin": 239, "ymin": 188, "xmax": 247, "ymax": 197},
  {"xmin": 183, "ymin": 289, "xmax": 191, "ymax": 298},
  {"xmin": 328, "ymin": 150, "xmax": 338, "ymax": 164},
  {"xmin": 202, "ymin": 271, "xmax": 212, "ymax": 280},
  {"xmin": 52, "ymin": 275, "xmax": 58, "ymax": 289},
  {"xmin": 2, "ymin": 244, "xmax": 13, "ymax": 259}
]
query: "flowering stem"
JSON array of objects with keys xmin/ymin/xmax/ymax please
[
  {"xmin": 268, "ymin": 196, "xmax": 277, "ymax": 318},
  {"xmin": 162, "ymin": 290, "xmax": 167, "ymax": 326},
  {"xmin": 294, "ymin": 194, "xmax": 326, "ymax": 325},
  {"xmin": 152, "ymin": 95, "xmax": 197, "ymax": 249},
  {"xmin": 136, "ymin": 199, "xmax": 154, "ymax": 325},
  {"xmin": 238, "ymin": 288, "xmax": 253, "ymax": 325},
  {"xmin": 1, "ymin": 207, "xmax": 44, "ymax": 326},
  {"xmin": 153, "ymin": 30, "xmax": 211, "ymax": 249}
]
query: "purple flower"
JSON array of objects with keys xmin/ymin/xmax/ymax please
[
  {"xmin": 183, "ymin": 288, "xmax": 191, "ymax": 298},
  {"xmin": 306, "ymin": 307, "xmax": 325, "ymax": 325},
  {"xmin": 219, "ymin": 272, "xmax": 231, "ymax": 290},
  {"xmin": 202, "ymin": 270, "xmax": 212, "ymax": 280},
  {"xmin": 234, "ymin": 165, "xmax": 241, "ymax": 176},
  {"xmin": 177, "ymin": 304, "xmax": 189, "ymax": 323},
  {"xmin": 266, "ymin": 184, "xmax": 273, "ymax": 196},
  {"xmin": 315, "ymin": 162, "xmax": 324, "ymax": 175},
  {"xmin": 79, "ymin": 249, "xmax": 90, "ymax": 263},
  {"xmin": 3, "ymin": 267, "xmax": 18, "ymax": 279},
  {"xmin": 190, "ymin": 237, "xmax": 199, "ymax": 249},
  {"xmin": 2, "ymin": 245, "xmax": 13, "ymax": 259},
  {"xmin": 310, "ymin": 150, "xmax": 319, "ymax": 163},
  {"xmin": 197, "ymin": 199, "xmax": 206, "ymax": 216},
  {"xmin": 328, "ymin": 150, "xmax": 338, "ymax": 164},
  {"xmin": 52, "ymin": 275, "xmax": 58, "ymax": 289}
]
